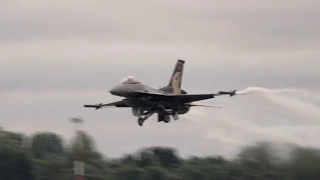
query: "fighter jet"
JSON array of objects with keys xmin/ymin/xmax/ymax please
[{"xmin": 84, "ymin": 60, "xmax": 236, "ymax": 126}]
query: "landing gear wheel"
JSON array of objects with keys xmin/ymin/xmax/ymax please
[
  {"xmin": 138, "ymin": 117, "xmax": 144, "ymax": 126},
  {"xmin": 163, "ymin": 115, "xmax": 170, "ymax": 123}
]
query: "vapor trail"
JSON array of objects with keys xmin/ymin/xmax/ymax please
[
  {"xmin": 236, "ymin": 87, "xmax": 320, "ymax": 120},
  {"xmin": 183, "ymin": 87, "xmax": 320, "ymax": 150}
]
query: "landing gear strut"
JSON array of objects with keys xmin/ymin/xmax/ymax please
[
  {"xmin": 173, "ymin": 112, "xmax": 179, "ymax": 120},
  {"xmin": 137, "ymin": 111, "xmax": 155, "ymax": 126},
  {"xmin": 138, "ymin": 117, "xmax": 144, "ymax": 126}
]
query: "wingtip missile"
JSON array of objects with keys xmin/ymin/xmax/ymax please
[
  {"xmin": 218, "ymin": 90, "xmax": 237, "ymax": 97},
  {"xmin": 84, "ymin": 103, "xmax": 103, "ymax": 110}
]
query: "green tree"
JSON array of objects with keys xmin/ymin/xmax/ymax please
[
  {"xmin": 0, "ymin": 130, "xmax": 33, "ymax": 180},
  {"xmin": 151, "ymin": 147, "xmax": 181, "ymax": 168},
  {"xmin": 31, "ymin": 132, "xmax": 64, "ymax": 160},
  {"xmin": 117, "ymin": 166, "xmax": 148, "ymax": 180},
  {"xmin": 289, "ymin": 147, "xmax": 320, "ymax": 180},
  {"xmin": 147, "ymin": 166, "xmax": 168, "ymax": 180},
  {"xmin": 4, "ymin": 127, "xmax": 320, "ymax": 180},
  {"xmin": 31, "ymin": 132, "xmax": 65, "ymax": 180},
  {"xmin": 0, "ymin": 146, "xmax": 33, "ymax": 180}
]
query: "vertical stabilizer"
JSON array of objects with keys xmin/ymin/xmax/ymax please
[
  {"xmin": 168, "ymin": 59, "xmax": 185, "ymax": 89},
  {"xmin": 159, "ymin": 59, "xmax": 185, "ymax": 94}
]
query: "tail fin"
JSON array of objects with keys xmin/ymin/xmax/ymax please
[
  {"xmin": 168, "ymin": 59, "xmax": 185, "ymax": 94},
  {"xmin": 159, "ymin": 59, "xmax": 185, "ymax": 94},
  {"xmin": 168, "ymin": 59, "xmax": 184, "ymax": 88}
]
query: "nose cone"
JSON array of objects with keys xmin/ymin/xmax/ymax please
[
  {"xmin": 109, "ymin": 85, "xmax": 128, "ymax": 97},
  {"xmin": 109, "ymin": 86, "xmax": 119, "ymax": 96}
]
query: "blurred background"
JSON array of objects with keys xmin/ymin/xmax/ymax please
[{"xmin": 1, "ymin": 0, "xmax": 320, "ymax": 179}]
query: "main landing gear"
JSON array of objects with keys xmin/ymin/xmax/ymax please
[
  {"xmin": 158, "ymin": 113, "xmax": 171, "ymax": 123},
  {"xmin": 137, "ymin": 112, "xmax": 179, "ymax": 126},
  {"xmin": 136, "ymin": 105, "xmax": 180, "ymax": 126},
  {"xmin": 158, "ymin": 112, "xmax": 179, "ymax": 122}
]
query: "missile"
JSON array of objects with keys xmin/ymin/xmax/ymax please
[{"xmin": 218, "ymin": 90, "xmax": 237, "ymax": 97}]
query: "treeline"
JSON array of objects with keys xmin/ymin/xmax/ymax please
[{"xmin": 0, "ymin": 127, "xmax": 320, "ymax": 180}]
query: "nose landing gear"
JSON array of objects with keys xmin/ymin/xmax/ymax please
[
  {"xmin": 138, "ymin": 117, "xmax": 144, "ymax": 126},
  {"xmin": 137, "ymin": 111, "xmax": 156, "ymax": 126}
]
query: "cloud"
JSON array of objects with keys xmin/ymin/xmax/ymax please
[
  {"xmin": 1, "ymin": 0, "xmax": 319, "ymax": 49},
  {"xmin": 0, "ymin": 40, "xmax": 319, "ymax": 93}
]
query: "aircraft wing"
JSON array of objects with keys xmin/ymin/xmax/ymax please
[
  {"xmin": 84, "ymin": 100, "xmax": 129, "ymax": 109},
  {"xmin": 134, "ymin": 90, "xmax": 236, "ymax": 103}
]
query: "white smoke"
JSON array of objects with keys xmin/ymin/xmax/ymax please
[
  {"xmin": 183, "ymin": 109, "xmax": 245, "ymax": 146},
  {"xmin": 183, "ymin": 87, "xmax": 320, "ymax": 155},
  {"xmin": 236, "ymin": 87, "xmax": 320, "ymax": 120}
]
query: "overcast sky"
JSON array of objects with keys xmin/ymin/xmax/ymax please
[{"xmin": 1, "ymin": 0, "xmax": 320, "ymax": 158}]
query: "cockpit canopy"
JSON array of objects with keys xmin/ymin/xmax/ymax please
[{"xmin": 120, "ymin": 76, "xmax": 141, "ymax": 84}]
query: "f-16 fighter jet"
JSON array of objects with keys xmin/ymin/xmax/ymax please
[{"xmin": 84, "ymin": 60, "xmax": 236, "ymax": 126}]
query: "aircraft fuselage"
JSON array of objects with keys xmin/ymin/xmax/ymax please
[{"xmin": 109, "ymin": 83, "xmax": 190, "ymax": 115}]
